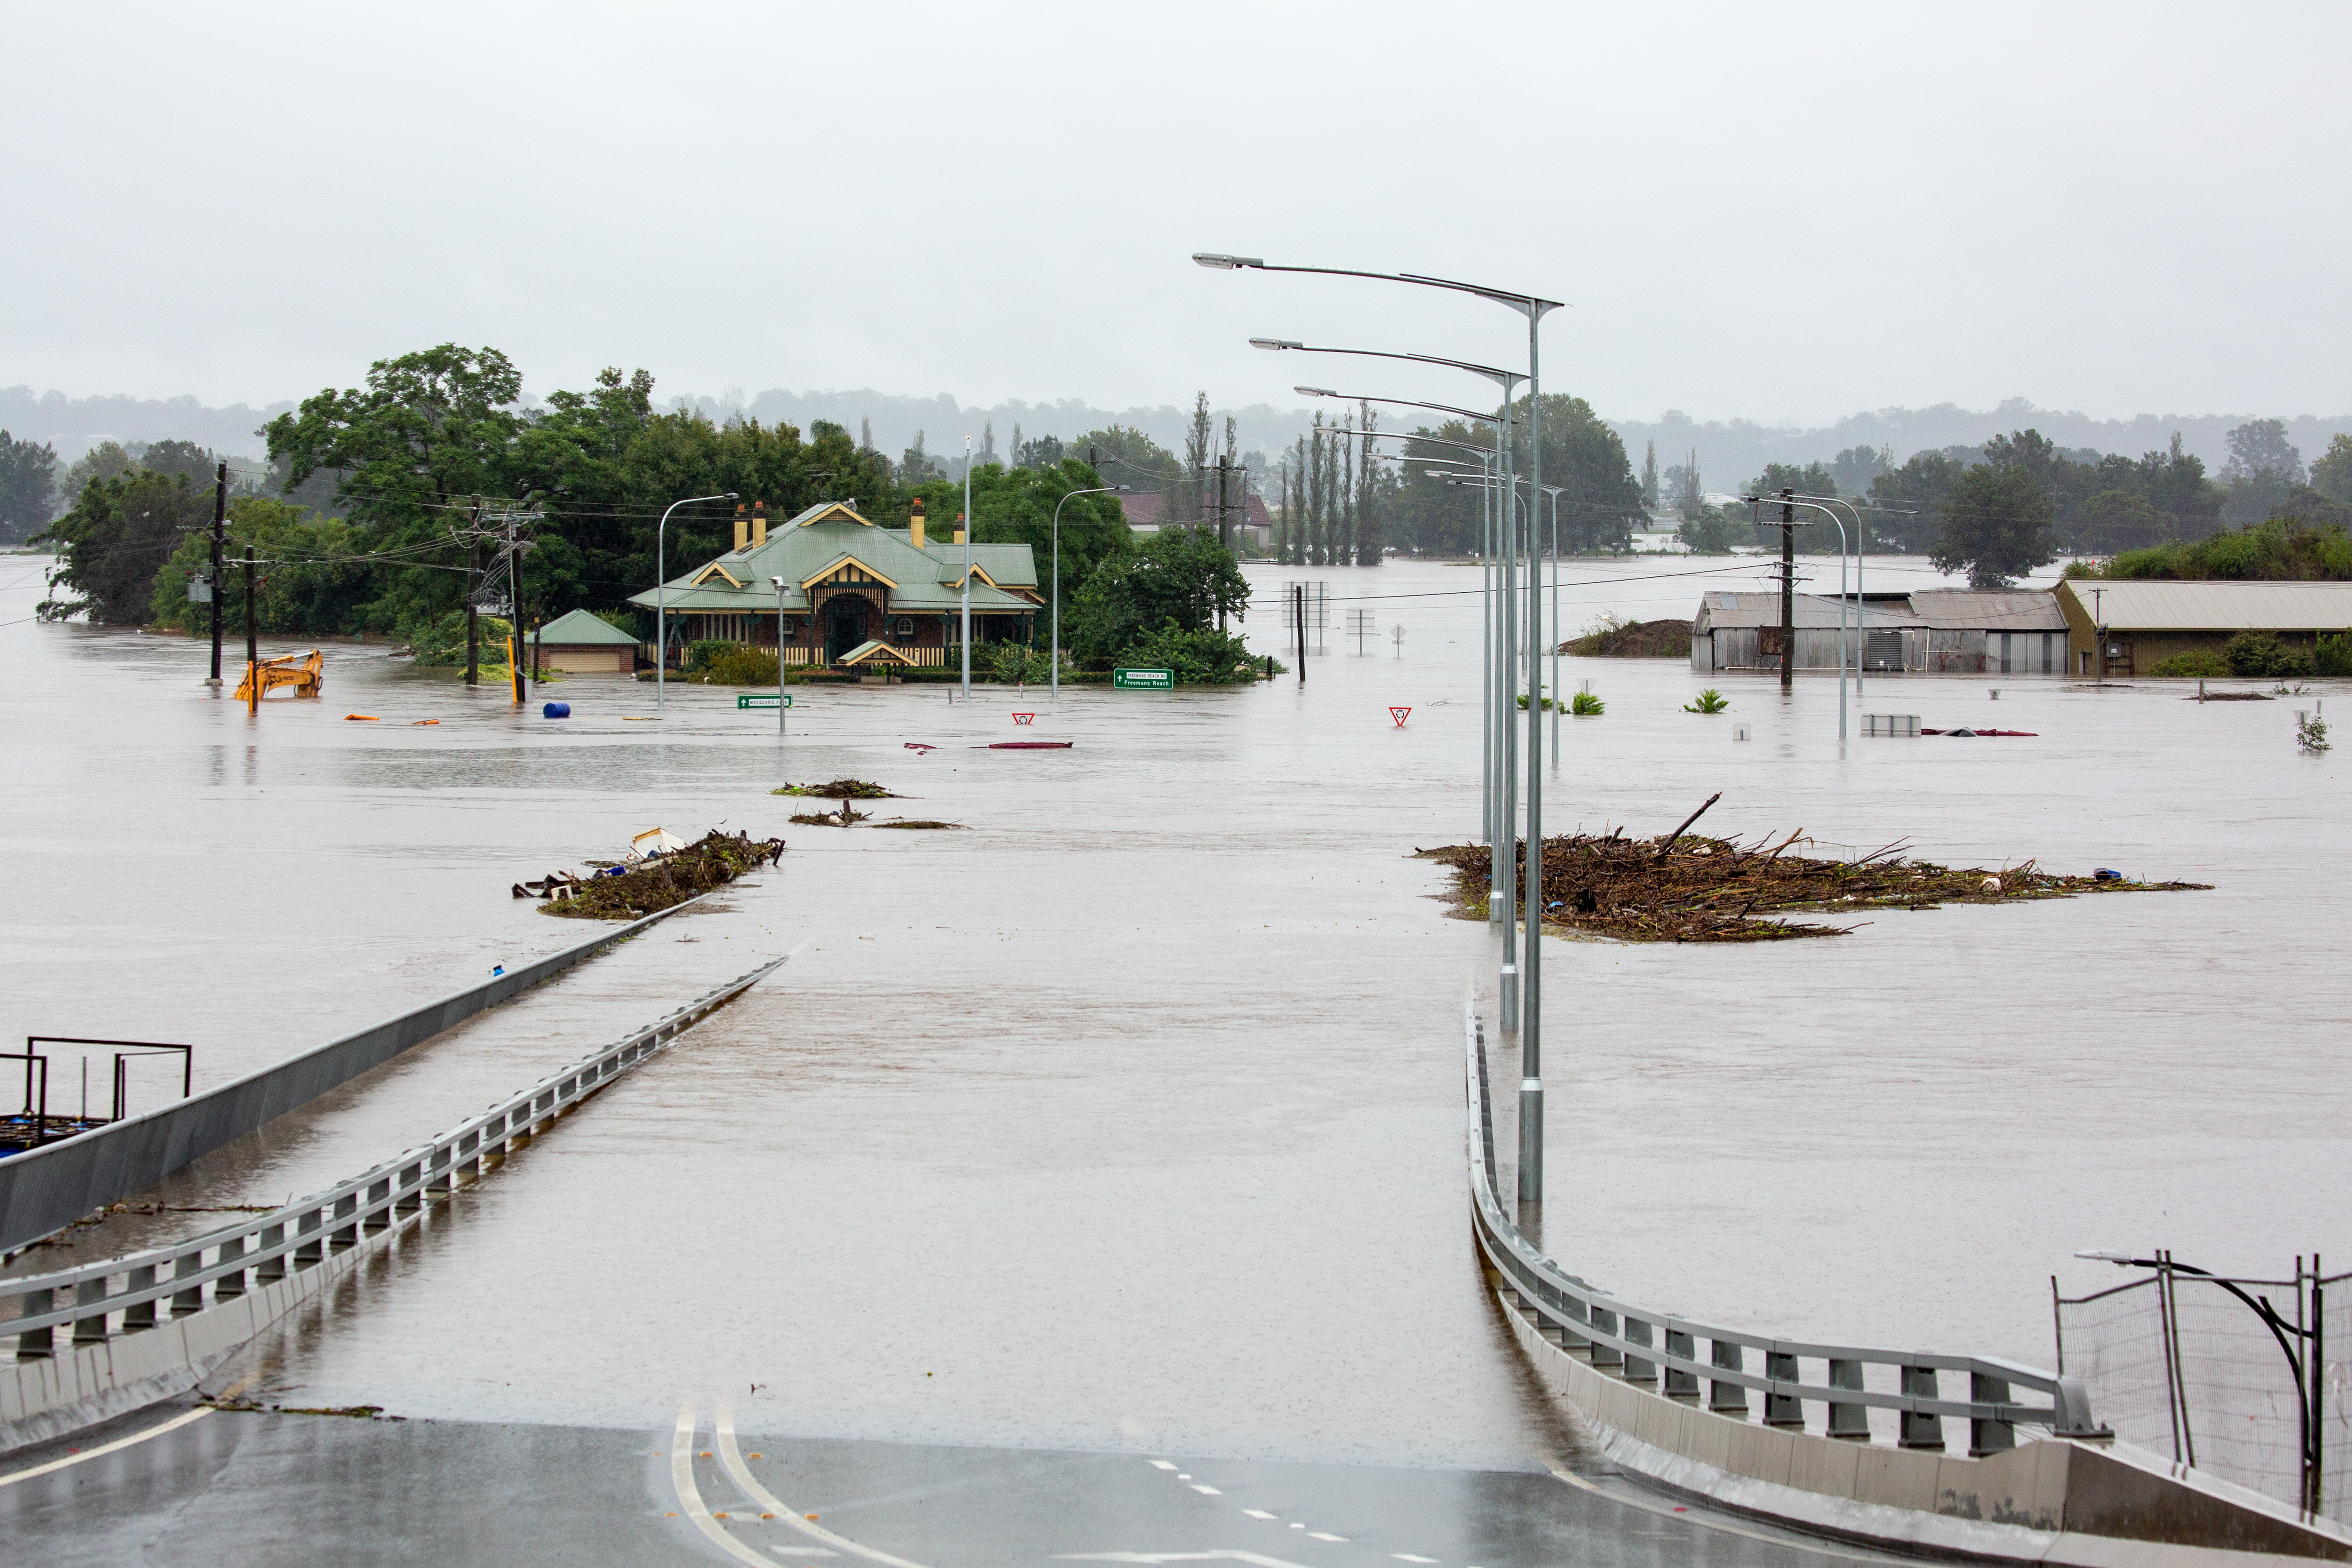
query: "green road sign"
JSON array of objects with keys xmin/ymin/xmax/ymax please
[
  {"xmin": 1112, "ymin": 667, "xmax": 1174, "ymax": 690},
  {"xmin": 736, "ymin": 693, "xmax": 794, "ymax": 709}
]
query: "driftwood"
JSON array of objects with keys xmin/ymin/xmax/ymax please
[
  {"xmin": 538, "ymin": 830, "xmax": 784, "ymax": 920},
  {"xmin": 1420, "ymin": 820, "xmax": 2209, "ymax": 943}
]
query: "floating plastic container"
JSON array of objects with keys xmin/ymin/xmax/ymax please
[
  {"xmin": 1864, "ymin": 713, "xmax": 1921, "ymax": 737},
  {"xmin": 542, "ymin": 702, "xmax": 571, "ymax": 719}
]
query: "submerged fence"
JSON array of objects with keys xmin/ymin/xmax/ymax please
[
  {"xmin": 2059, "ymin": 1264, "xmax": 2348, "ymax": 1521},
  {"xmin": 1466, "ymin": 1003, "xmax": 2103, "ymax": 1457}
]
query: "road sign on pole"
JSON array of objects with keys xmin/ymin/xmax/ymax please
[
  {"xmin": 735, "ymin": 693, "xmax": 794, "ymax": 709},
  {"xmin": 1112, "ymin": 668, "xmax": 1174, "ymax": 690}
]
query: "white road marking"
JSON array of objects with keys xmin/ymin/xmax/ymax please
[
  {"xmin": 1544, "ymin": 1463, "xmax": 1894, "ymax": 1563},
  {"xmin": 673, "ymin": 1404, "xmax": 790, "ymax": 1568},
  {"xmin": 1150, "ymin": 1461, "xmax": 1178, "ymax": 1470},
  {"xmin": 1393, "ymin": 1556, "xmax": 1440, "ymax": 1563},
  {"xmin": 1190, "ymin": 1484, "xmax": 1222, "ymax": 1494},
  {"xmin": 0, "ymin": 1406, "xmax": 214, "ymax": 1489},
  {"xmin": 1059, "ymin": 1554, "xmax": 1317, "ymax": 1568},
  {"xmin": 715, "ymin": 1403, "xmax": 927, "ymax": 1568},
  {"xmin": 1241, "ymin": 1509, "xmax": 1278, "ymax": 1520},
  {"xmin": 1307, "ymin": 1533, "xmax": 1346, "ymax": 1542}
]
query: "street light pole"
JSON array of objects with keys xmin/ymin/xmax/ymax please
[
  {"xmin": 961, "ymin": 436, "xmax": 973, "ymax": 700},
  {"xmin": 656, "ymin": 492, "xmax": 736, "ymax": 715},
  {"xmin": 1050, "ymin": 484, "xmax": 1121, "ymax": 696},
  {"xmin": 770, "ymin": 575, "xmax": 789, "ymax": 737}
]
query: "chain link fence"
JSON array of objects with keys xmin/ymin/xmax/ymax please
[{"xmin": 2058, "ymin": 1264, "xmax": 2346, "ymax": 1521}]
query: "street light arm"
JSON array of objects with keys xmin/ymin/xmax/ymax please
[
  {"xmin": 1193, "ymin": 252, "xmax": 1563, "ymax": 314},
  {"xmin": 1298, "ymin": 387, "xmax": 1497, "ymax": 427},
  {"xmin": 654, "ymin": 491, "xmax": 737, "ymax": 713},
  {"xmin": 1253, "ymin": 338, "xmax": 1523, "ymax": 390}
]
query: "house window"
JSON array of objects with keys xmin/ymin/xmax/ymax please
[
  {"xmin": 893, "ymin": 618, "xmax": 914, "ymax": 638},
  {"xmin": 779, "ymin": 617, "xmax": 796, "ymax": 636}
]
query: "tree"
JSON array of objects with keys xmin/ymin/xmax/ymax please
[
  {"xmin": 137, "ymin": 438, "xmax": 218, "ymax": 485},
  {"xmin": 1931, "ymin": 464, "xmax": 2057, "ymax": 588},
  {"xmin": 1867, "ymin": 450, "xmax": 1966, "ymax": 553},
  {"xmin": 1067, "ymin": 523, "xmax": 1249, "ymax": 666},
  {"xmin": 58, "ymin": 440, "xmax": 137, "ymax": 509},
  {"xmin": 1830, "ymin": 444, "xmax": 1889, "ymax": 495},
  {"xmin": 1070, "ymin": 424, "xmax": 1179, "ymax": 495},
  {"xmin": 2311, "ymin": 433, "xmax": 2352, "ymax": 505},
  {"xmin": 2221, "ymin": 419, "xmax": 2304, "ymax": 486},
  {"xmin": 35, "ymin": 468, "xmax": 209, "ymax": 623},
  {"xmin": 1640, "ymin": 440, "xmax": 1659, "ymax": 508},
  {"xmin": 913, "ymin": 458, "xmax": 1130, "ymax": 621},
  {"xmin": 0, "ymin": 430, "xmax": 57, "ymax": 545}
]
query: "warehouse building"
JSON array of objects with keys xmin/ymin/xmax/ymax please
[
  {"xmin": 1690, "ymin": 586, "xmax": 2071, "ymax": 675},
  {"xmin": 2054, "ymin": 579, "xmax": 2352, "ymax": 677}
]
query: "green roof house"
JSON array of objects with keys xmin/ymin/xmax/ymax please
[
  {"xmin": 626, "ymin": 499, "xmax": 1040, "ymax": 669},
  {"xmin": 530, "ymin": 607, "xmax": 642, "ymax": 674}
]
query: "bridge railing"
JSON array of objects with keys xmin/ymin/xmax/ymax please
[
  {"xmin": 2, "ymin": 959, "xmax": 782, "ymax": 1361},
  {"xmin": 1465, "ymin": 1002, "xmax": 2106, "ymax": 1457}
]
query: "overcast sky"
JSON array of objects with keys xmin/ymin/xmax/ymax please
[{"xmin": 6, "ymin": 2, "xmax": 2346, "ymax": 429}]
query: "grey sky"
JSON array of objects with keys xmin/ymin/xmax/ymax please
[{"xmin": 6, "ymin": 2, "xmax": 2345, "ymax": 430}]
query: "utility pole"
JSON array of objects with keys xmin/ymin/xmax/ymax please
[
  {"xmin": 508, "ymin": 507, "xmax": 526, "ymax": 705},
  {"xmin": 1216, "ymin": 455, "xmax": 1230, "ymax": 631},
  {"xmin": 207, "ymin": 462, "xmax": 227, "ymax": 685},
  {"xmin": 242, "ymin": 546, "xmax": 259, "ymax": 715},
  {"xmin": 1779, "ymin": 486, "xmax": 1796, "ymax": 692},
  {"xmin": 463, "ymin": 498, "xmax": 484, "ymax": 688},
  {"xmin": 1294, "ymin": 582, "xmax": 1306, "ymax": 685}
]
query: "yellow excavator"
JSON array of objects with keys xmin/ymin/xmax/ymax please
[{"xmin": 233, "ymin": 650, "xmax": 324, "ymax": 702}]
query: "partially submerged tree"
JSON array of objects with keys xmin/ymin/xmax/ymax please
[{"xmin": 1931, "ymin": 463, "xmax": 2057, "ymax": 588}]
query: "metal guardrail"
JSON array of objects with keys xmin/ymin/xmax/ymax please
[
  {"xmin": 2, "ymin": 958, "xmax": 784, "ymax": 1360},
  {"xmin": 0, "ymin": 892, "xmax": 716, "ymax": 1254},
  {"xmin": 1464, "ymin": 1002, "xmax": 2105, "ymax": 1457}
]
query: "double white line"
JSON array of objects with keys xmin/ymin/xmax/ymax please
[{"xmin": 670, "ymin": 1401, "xmax": 929, "ymax": 1568}]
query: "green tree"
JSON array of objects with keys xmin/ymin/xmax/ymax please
[
  {"xmin": 58, "ymin": 440, "xmax": 137, "ymax": 510},
  {"xmin": 1867, "ymin": 450, "xmax": 1967, "ymax": 553},
  {"xmin": 2308, "ymin": 432, "xmax": 2352, "ymax": 505},
  {"xmin": 1931, "ymin": 464, "xmax": 2057, "ymax": 587},
  {"xmin": 1640, "ymin": 440, "xmax": 1659, "ymax": 508},
  {"xmin": 0, "ymin": 430, "xmax": 57, "ymax": 545},
  {"xmin": 911, "ymin": 458, "xmax": 1131, "ymax": 621},
  {"xmin": 148, "ymin": 496, "xmax": 373, "ymax": 635},
  {"xmin": 1067, "ymin": 523, "xmax": 1250, "ymax": 667},
  {"xmin": 35, "ymin": 468, "xmax": 209, "ymax": 623}
]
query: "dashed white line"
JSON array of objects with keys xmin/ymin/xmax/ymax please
[
  {"xmin": 1393, "ymin": 1556, "xmax": 1439, "ymax": 1563},
  {"xmin": 0, "ymin": 1406, "xmax": 212, "ymax": 1489},
  {"xmin": 1307, "ymin": 1533, "xmax": 1346, "ymax": 1543},
  {"xmin": 1190, "ymin": 1484, "xmax": 1222, "ymax": 1495},
  {"xmin": 1241, "ymin": 1509, "xmax": 1278, "ymax": 1520}
]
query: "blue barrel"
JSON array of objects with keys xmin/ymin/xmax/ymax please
[{"xmin": 542, "ymin": 701, "xmax": 572, "ymax": 719}]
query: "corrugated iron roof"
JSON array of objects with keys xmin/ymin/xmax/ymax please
[
  {"xmin": 532, "ymin": 608, "xmax": 640, "ymax": 645},
  {"xmin": 2057, "ymin": 579, "xmax": 2352, "ymax": 630},
  {"xmin": 1697, "ymin": 591, "xmax": 1924, "ymax": 630},
  {"xmin": 1907, "ymin": 589, "xmax": 2069, "ymax": 630}
]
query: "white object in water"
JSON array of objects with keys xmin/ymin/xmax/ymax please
[
  {"xmin": 1989, "ymin": 688, "xmax": 2001, "ymax": 700},
  {"xmin": 631, "ymin": 827, "xmax": 686, "ymax": 859},
  {"xmin": 1733, "ymin": 723, "xmax": 1752, "ymax": 741}
]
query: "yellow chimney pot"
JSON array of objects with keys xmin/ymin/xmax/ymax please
[
  {"xmin": 732, "ymin": 503, "xmax": 748, "ymax": 553},
  {"xmin": 752, "ymin": 501, "xmax": 767, "ymax": 548},
  {"xmin": 909, "ymin": 498, "xmax": 926, "ymax": 550}
]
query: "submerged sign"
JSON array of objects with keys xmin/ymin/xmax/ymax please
[
  {"xmin": 1112, "ymin": 667, "xmax": 1174, "ymax": 690},
  {"xmin": 736, "ymin": 693, "xmax": 794, "ymax": 709}
]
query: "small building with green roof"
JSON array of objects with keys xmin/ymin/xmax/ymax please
[
  {"xmin": 530, "ymin": 607, "xmax": 643, "ymax": 673},
  {"xmin": 625, "ymin": 498, "xmax": 1040, "ymax": 669}
]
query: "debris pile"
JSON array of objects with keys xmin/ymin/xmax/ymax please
[
  {"xmin": 773, "ymin": 778, "xmax": 903, "ymax": 827},
  {"xmin": 532, "ymin": 830, "xmax": 783, "ymax": 920},
  {"xmin": 1419, "ymin": 798, "xmax": 2208, "ymax": 943}
]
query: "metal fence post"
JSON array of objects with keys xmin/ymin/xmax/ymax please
[
  {"xmin": 1828, "ymin": 1358, "xmax": 1869, "ymax": 1439},
  {"xmin": 15, "ymin": 1287, "xmax": 52, "ymax": 1360},
  {"xmin": 1589, "ymin": 1307, "xmax": 1623, "ymax": 1369},
  {"xmin": 170, "ymin": 1250, "xmax": 205, "ymax": 1317},
  {"xmin": 255, "ymin": 1223, "xmax": 286, "ymax": 1285},
  {"xmin": 1664, "ymin": 1329, "xmax": 1700, "ymax": 1401},
  {"xmin": 331, "ymin": 1193, "xmax": 359, "ymax": 1252},
  {"xmin": 123, "ymin": 1264, "xmax": 157, "ymax": 1331},
  {"xmin": 1709, "ymin": 1339, "xmax": 1749, "ymax": 1414},
  {"xmin": 294, "ymin": 1209, "xmax": 325, "ymax": 1269},
  {"xmin": 1623, "ymin": 1317, "xmax": 1658, "ymax": 1385},
  {"xmin": 212, "ymin": 1234, "xmax": 245, "ymax": 1299},
  {"xmin": 1970, "ymin": 1370, "xmax": 2017, "ymax": 1456},
  {"xmin": 1764, "ymin": 1351, "xmax": 1804, "ymax": 1427},
  {"xmin": 1900, "ymin": 1364, "xmax": 1945, "ymax": 1449}
]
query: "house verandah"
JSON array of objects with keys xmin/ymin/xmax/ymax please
[{"xmin": 628, "ymin": 499, "xmax": 1041, "ymax": 669}]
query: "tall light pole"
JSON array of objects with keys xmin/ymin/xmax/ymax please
[
  {"xmin": 1743, "ymin": 493, "xmax": 1852, "ymax": 742},
  {"xmin": 1543, "ymin": 484, "xmax": 1564, "ymax": 765},
  {"xmin": 656, "ymin": 491, "xmax": 736, "ymax": 714},
  {"xmin": 1211, "ymin": 253, "xmax": 1561, "ymax": 1202},
  {"xmin": 1801, "ymin": 493, "xmax": 1869, "ymax": 696},
  {"xmin": 961, "ymin": 436, "xmax": 973, "ymax": 699},
  {"xmin": 769, "ymin": 575, "xmax": 789, "ymax": 737},
  {"xmin": 1050, "ymin": 484, "xmax": 1121, "ymax": 695}
]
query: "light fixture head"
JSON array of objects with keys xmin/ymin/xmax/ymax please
[
  {"xmin": 1295, "ymin": 386, "xmax": 1337, "ymax": 398},
  {"xmin": 770, "ymin": 576, "xmax": 784, "ymax": 589},
  {"xmin": 1192, "ymin": 252, "xmax": 1263, "ymax": 270},
  {"xmin": 1249, "ymin": 337, "xmax": 1302, "ymax": 351},
  {"xmin": 2074, "ymin": 1250, "xmax": 2134, "ymax": 1264},
  {"xmin": 725, "ymin": 492, "xmax": 739, "ymax": 500}
]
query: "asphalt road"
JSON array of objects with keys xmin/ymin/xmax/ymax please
[{"xmin": 1, "ymin": 1392, "xmax": 1905, "ymax": 1568}]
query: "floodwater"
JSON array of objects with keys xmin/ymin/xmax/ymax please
[{"xmin": 2, "ymin": 550, "xmax": 2345, "ymax": 1472}]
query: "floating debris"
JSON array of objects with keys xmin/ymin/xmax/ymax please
[
  {"xmin": 872, "ymin": 820, "xmax": 965, "ymax": 830},
  {"xmin": 1418, "ymin": 801, "xmax": 2209, "ymax": 943},
  {"xmin": 772, "ymin": 780, "xmax": 898, "ymax": 799},
  {"xmin": 536, "ymin": 830, "xmax": 783, "ymax": 920}
]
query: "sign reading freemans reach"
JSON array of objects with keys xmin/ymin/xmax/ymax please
[{"xmin": 1112, "ymin": 668, "xmax": 1174, "ymax": 690}]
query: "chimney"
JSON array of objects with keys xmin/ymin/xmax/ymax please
[
  {"xmin": 733, "ymin": 503, "xmax": 748, "ymax": 553},
  {"xmin": 752, "ymin": 500, "xmax": 767, "ymax": 548},
  {"xmin": 954, "ymin": 511, "xmax": 966, "ymax": 547},
  {"xmin": 909, "ymin": 497, "xmax": 926, "ymax": 550}
]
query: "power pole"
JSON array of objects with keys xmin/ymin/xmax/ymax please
[
  {"xmin": 508, "ymin": 507, "xmax": 525, "ymax": 705},
  {"xmin": 1216, "ymin": 455, "xmax": 1230, "ymax": 632},
  {"xmin": 463, "ymin": 498, "xmax": 483, "ymax": 688},
  {"xmin": 1779, "ymin": 486, "xmax": 1797, "ymax": 692},
  {"xmin": 242, "ymin": 546, "xmax": 259, "ymax": 715},
  {"xmin": 1294, "ymin": 582, "xmax": 1306, "ymax": 685},
  {"xmin": 207, "ymin": 462, "xmax": 227, "ymax": 685}
]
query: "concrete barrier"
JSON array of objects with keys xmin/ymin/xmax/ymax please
[{"xmin": 0, "ymin": 894, "xmax": 712, "ymax": 1254}]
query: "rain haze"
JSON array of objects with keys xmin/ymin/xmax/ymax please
[{"xmin": 5, "ymin": 1, "xmax": 2349, "ymax": 446}]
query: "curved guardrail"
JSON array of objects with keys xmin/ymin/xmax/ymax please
[
  {"xmin": 4, "ymin": 958, "xmax": 784, "ymax": 1367},
  {"xmin": 1464, "ymin": 1002, "xmax": 2104, "ymax": 1457}
]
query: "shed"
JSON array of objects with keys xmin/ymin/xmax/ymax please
[
  {"xmin": 2054, "ymin": 579, "xmax": 2352, "ymax": 677},
  {"xmin": 1690, "ymin": 591, "xmax": 1927, "ymax": 673},
  {"xmin": 531, "ymin": 609, "xmax": 640, "ymax": 674},
  {"xmin": 1907, "ymin": 589, "xmax": 2071, "ymax": 676}
]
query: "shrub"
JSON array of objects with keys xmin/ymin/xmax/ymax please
[
  {"xmin": 989, "ymin": 641, "xmax": 1058, "ymax": 685},
  {"xmin": 1114, "ymin": 622, "xmax": 1261, "ymax": 685},
  {"xmin": 700, "ymin": 646, "xmax": 780, "ymax": 685},
  {"xmin": 1571, "ymin": 691, "xmax": 1605, "ymax": 716},
  {"xmin": 686, "ymin": 638, "xmax": 734, "ymax": 671},
  {"xmin": 2225, "ymin": 630, "xmax": 2314, "ymax": 679},
  {"xmin": 2316, "ymin": 631, "xmax": 2352, "ymax": 677},
  {"xmin": 407, "ymin": 609, "xmax": 514, "ymax": 666},
  {"xmin": 1684, "ymin": 688, "xmax": 1730, "ymax": 713},
  {"xmin": 2148, "ymin": 650, "xmax": 2232, "ymax": 678}
]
